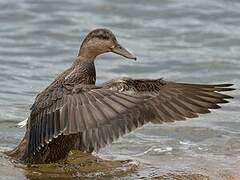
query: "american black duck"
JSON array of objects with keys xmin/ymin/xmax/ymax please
[{"xmin": 6, "ymin": 28, "xmax": 235, "ymax": 164}]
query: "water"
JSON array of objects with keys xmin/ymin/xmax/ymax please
[{"xmin": 0, "ymin": 0, "xmax": 239, "ymax": 179}]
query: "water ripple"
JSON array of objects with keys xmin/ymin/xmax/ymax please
[{"xmin": 0, "ymin": 0, "xmax": 239, "ymax": 179}]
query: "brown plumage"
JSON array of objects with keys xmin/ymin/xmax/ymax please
[{"xmin": 6, "ymin": 28, "xmax": 235, "ymax": 164}]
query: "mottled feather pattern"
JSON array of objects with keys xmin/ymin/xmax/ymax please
[
  {"xmin": 103, "ymin": 78, "xmax": 166, "ymax": 95},
  {"xmin": 10, "ymin": 28, "xmax": 234, "ymax": 164},
  {"xmin": 74, "ymin": 80, "xmax": 234, "ymax": 151},
  {"xmin": 26, "ymin": 74, "xmax": 234, "ymax": 163},
  {"xmin": 28, "ymin": 84, "xmax": 147, "ymax": 157}
]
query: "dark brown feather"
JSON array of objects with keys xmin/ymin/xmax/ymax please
[{"xmin": 22, "ymin": 74, "xmax": 235, "ymax": 163}]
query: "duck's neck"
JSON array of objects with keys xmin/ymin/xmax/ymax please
[
  {"xmin": 77, "ymin": 45, "xmax": 100, "ymax": 60},
  {"xmin": 71, "ymin": 56, "xmax": 96, "ymax": 85}
]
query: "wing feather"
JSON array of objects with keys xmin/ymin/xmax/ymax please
[{"xmin": 26, "ymin": 78, "xmax": 234, "ymax": 157}]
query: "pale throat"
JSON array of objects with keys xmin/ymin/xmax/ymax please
[{"xmin": 78, "ymin": 45, "xmax": 107, "ymax": 61}]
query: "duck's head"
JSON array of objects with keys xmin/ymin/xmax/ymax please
[{"xmin": 78, "ymin": 28, "xmax": 136, "ymax": 61}]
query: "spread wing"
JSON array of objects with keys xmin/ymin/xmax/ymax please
[
  {"xmin": 74, "ymin": 78, "xmax": 234, "ymax": 151},
  {"xmin": 104, "ymin": 78, "xmax": 235, "ymax": 123},
  {"xmin": 27, "ymin": 78, "xmax": 234, "ymax": 157},
  {"xmin": 27, "ymin": 84, "xmax": 148, "ymax": 155}
]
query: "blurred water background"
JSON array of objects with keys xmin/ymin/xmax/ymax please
[{"xmin": 0, "ymin": 0, "xmax": 239, "ymax": 179}]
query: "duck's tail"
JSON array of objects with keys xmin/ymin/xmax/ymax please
[{"xmin": 5, "ymin": 131, "xmax": 29, "ymax": 162}]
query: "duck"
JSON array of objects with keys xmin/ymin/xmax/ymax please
[{"xmin": 6, "ymin": 28, "xmax": 235, "ymax": 164}]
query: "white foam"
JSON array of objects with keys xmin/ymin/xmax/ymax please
[
  {"xmin": 0, "ymin": 146, "xmax": 12, "ymax": 152},
  {"xmin": 132, "ymin": 146, "xmax": 155, "ymax": 157},
  {"xmin": 153, "ymin": 147, "xmax": 173, "ymax": 153}
]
